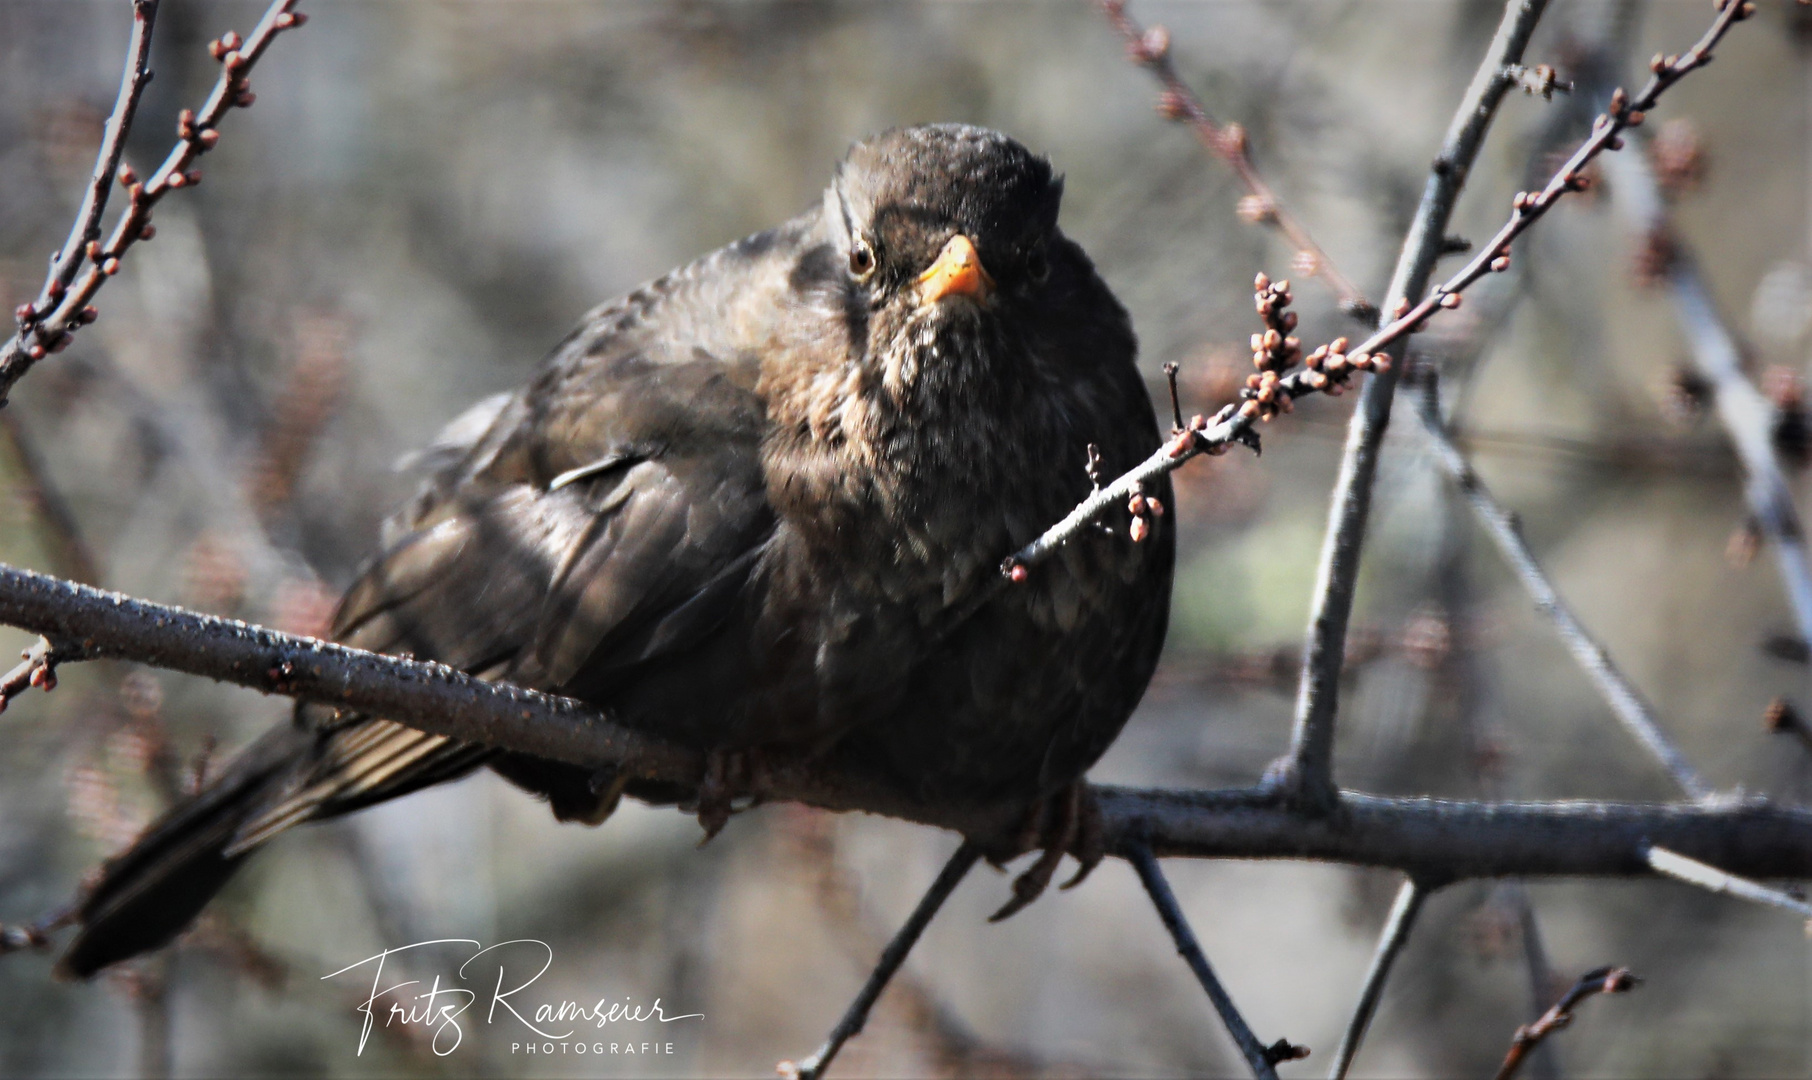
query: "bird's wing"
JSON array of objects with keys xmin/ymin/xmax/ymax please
[{"xmin": 229, "ymin": 225, "xmax": 808, "ymax": 841}]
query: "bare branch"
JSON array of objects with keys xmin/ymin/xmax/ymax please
[
  {"xmin": 1510, "ymin": 884, "xmax": 1561, "ymax": 1080},
  {"xmin": 1327, "ymin": 878, "xmax": 1430, "ymax": 1080},
  {"xmin": 1646, "ymin": 845, "xmax": 1812, "ymax": 926},
  {"xmin": 1272, "ymin": 0, "xmax": 1553, "ymax": 811},
  {"xmin": 0, "ymin": 0, "xmax": 308, "ymax": 405},
  {"xmin": 1413, "ymin": 372, "xmax": 1714, "ymax": 799},
  {"xmin": 0, "ymin": 921, "xmax": 53, "ymax": 958},
  {"xmin": 0, "ymin": 560, "xmax": 699, "ymax": 777},
  {"xmin": 0, "ymin": 634, "xmax": 83, "ymax": 715},
  {"xmin": 1118, "ymin": 787, "xmax": 1812, "ymax": 881},
  {"xmin": 779, "ymin": 842, "xmax": 982, "ymax": 1080},
  {"xmin": 18, "ymin": 0, "xmax": 160, "ymax": 349},
  {"xmin": 3, "ymin": 562, "xmax": 1812, "ymax": 883},
  {"xmin": 1126, "ymin": 841, "xmax": 1305, "ymax": 1080},
  {"xmin": 1095, "ymin": 0, "xmax": 1372, "ymax": 316},
  {"xmin": 1493, "ymin": 967, "xmax": 1640, "ymax": 1080},
  {"xmin": 1601, "ymin": 138, "xmax": 1812, "ymax": 679},
  {"xmin": 0, "ymin": 904, "xmax": 73, "ymax": 958}
]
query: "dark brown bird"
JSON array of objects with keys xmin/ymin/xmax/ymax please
[{"xmin": 59, "ymin": 124, "xmax": 1173, "ymax": 978}]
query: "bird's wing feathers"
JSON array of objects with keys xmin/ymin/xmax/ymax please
[{"xmin": 240, "ymin": 233, "xmax": 792, "ymax": 834}]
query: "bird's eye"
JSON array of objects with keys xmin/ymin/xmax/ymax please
[
  {"xmin": 1027, "ymin": 250, "xmax": 1050, "ymax": 284},
  {"xmin": 848, "ymin": 239, "xmax": 876, "ymax": 280}
]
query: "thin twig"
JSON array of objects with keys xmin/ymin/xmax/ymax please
[
  {"xmin": 0, "ymin": 0, "xmax": 308, "ymax": 405},
  {"xmin": 1272, "ymin": 0, "xmax": 1554, "ymax": 811},
  {"xmin": 0, "ymin": 634, "xmax": 82, "ymax": 715},
  {"xmin": 1327, "ymin": 878, "xmax": 1429, "ymax": 1080},
  {"xmin": 1600, "ymin": 139, "xmax": 1812, "ymax": 679},
  {"xmin": 1026, "ymin": 0, "xmax": 1751, "ymax": 610},
  {"xmin": 0, "ymin": 904, "xmax": 74, "ymax": 957},
  {"xmin": 0, "ymin": 921, "xmax": 54, "ymax": 957},
  {"xmin": 1126, "ymin": 841, "xmax": 1305, "ymax": 1079},
  {"xmin": 16, "ymin": 0, "xmax": 160, "ymax": 352},
  {"xmin": 1429, "ymin": 385, "xmax": 1563, "ymax": 1080},
  {"xmin": 1414, "ymin": 372, "xmax": 1714, "ymax": 799},
  {"xmin": 1492, "ymin": 967, "xmax": 1640, "ymax": 1080},
  {"xmin": 1095, "ymin": 0, "xmax": 1372, "ymax": 316},
  {"xmin": 786, "ymin": 811, "xmax": 1046, "ymax": 1075},
  {"xmin": 779, "ymin": 841, "xmax": 982, "ymax": 1080},
  {"xmin": 1646, "ymin": 845, "xmax": 1812, "ymax": 926},
  {"xmin": 1510, "ymin": 884, "xmax": 1562, "ymax": 1080}
]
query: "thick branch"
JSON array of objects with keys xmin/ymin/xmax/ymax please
[
  {"xmin": 2, "ymin": 563, "xmax": 1811, "ymax": 879},
  {"xmin": 1274, "ymin": 0, "xmax": 1552, "ymax": 811},
  {"xmin": 0, "ymin": 561, "xmax": 699, "ymax": 778},
  {"xmin": 1118, "ymin": 788, "xmax": 1812, "ymax": 881}
]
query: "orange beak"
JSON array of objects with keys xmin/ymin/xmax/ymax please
[{"xmin": 916, "ymin": 234, "xmax": 994, "ymax": 306}]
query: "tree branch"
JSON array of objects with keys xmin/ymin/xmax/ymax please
[
  {"xmin": 1646, "ymin": 844, "xmax": 1812, "ymax": 925},
  {"xmin": 0, "ymin": 633, "xmax": 82, "ymax": 714},
  {"xmin": 1510, "ymin": 883, "xmax": 1561, "ymax": 1080},
  {"xmin": 1095, "ymin": 0, "xmax": 1372, "ymax": 317},
  {"xmin": 2, "ymin": 562, "xmax": 1812, "ymax": 883},
  {"xmin": 1327, "ymin": 877, "xmax": 1429, "ymax": 1080},
  {"xmin": 780, "ymin": 841, "xmax": 982, "ymax": 1080},
  {"xmin": 14, "ymin": 0, "xmax": 160, "ymax": 359},
  {"xmin": 1413, "ymin": 372, "xmax": 1714, "ymax": 799},
  {"xmin": 0, "ymin": 560, "xmax": 699, "ymax": 778},
  {"xmin": 1012, "ymin": 0, "xmax": 1749, "ymax": 592},
  {"xmin": 0, "ymin": 0, "xmax": 307, "ymax": 406},
  {"xmin": 1126, "ymin": 841, "xmax": 1304, "ymax": 1079},
  {"xmin": 1272, "ymin": 0, "xmax": 1553, "ymax": 811},
  {"xmin": 1492, "ymin": 966, "xmax": 1639, "ymax": 1080},
  {"xmin": 1600, "ymin": 136, "xmax": 1812, "ymax": 677}
]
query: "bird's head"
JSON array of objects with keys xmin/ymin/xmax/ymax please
[{"xmin": 821, "ymin": 124, "xmax": 1066, "ymax": 391}]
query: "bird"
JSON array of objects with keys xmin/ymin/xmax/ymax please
[{"xmin": 57, "ymin": 123, "xmax": 1175, "ymax": 979}]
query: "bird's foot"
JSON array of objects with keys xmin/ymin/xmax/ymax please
[
  {"xmin": 694, "ymin": 747, "xmax": 763, "ymax": 843},
  {"xmin": 988, "ymin": 781, "xmax": 1104, "ymax": 922}
]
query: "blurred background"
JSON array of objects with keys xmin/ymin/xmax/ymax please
[{"xmin": 0, "ymin": 1, "xmax": 1809, "ymax": 1076}]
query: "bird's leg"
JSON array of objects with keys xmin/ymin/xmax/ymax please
[
  {"xmin": 987, "ymin": 780, "xmax": 1105, "ymax": 922},
  {"xmin": 694, "ymin": 746, "xmax": 771, "ymax": 842},
  {"xmin": 1063, "ymin": 785, "xmax": 1107, "ymax": 889},
  {"xmin": 695, "ymin": 748, "xmax": 737, "ymax": 842}
]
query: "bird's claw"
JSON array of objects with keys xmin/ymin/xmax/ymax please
[
  {"xmin": 988, "ymin": 781, "xmax": 1103, "ymax": 921},
  {"xmin": 695, "ymin": 747, "xmax": 768, "ymax": 844},
  {"xmin": 695, "ymin": 749, "xmax": 736, "ymax": 843}
]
